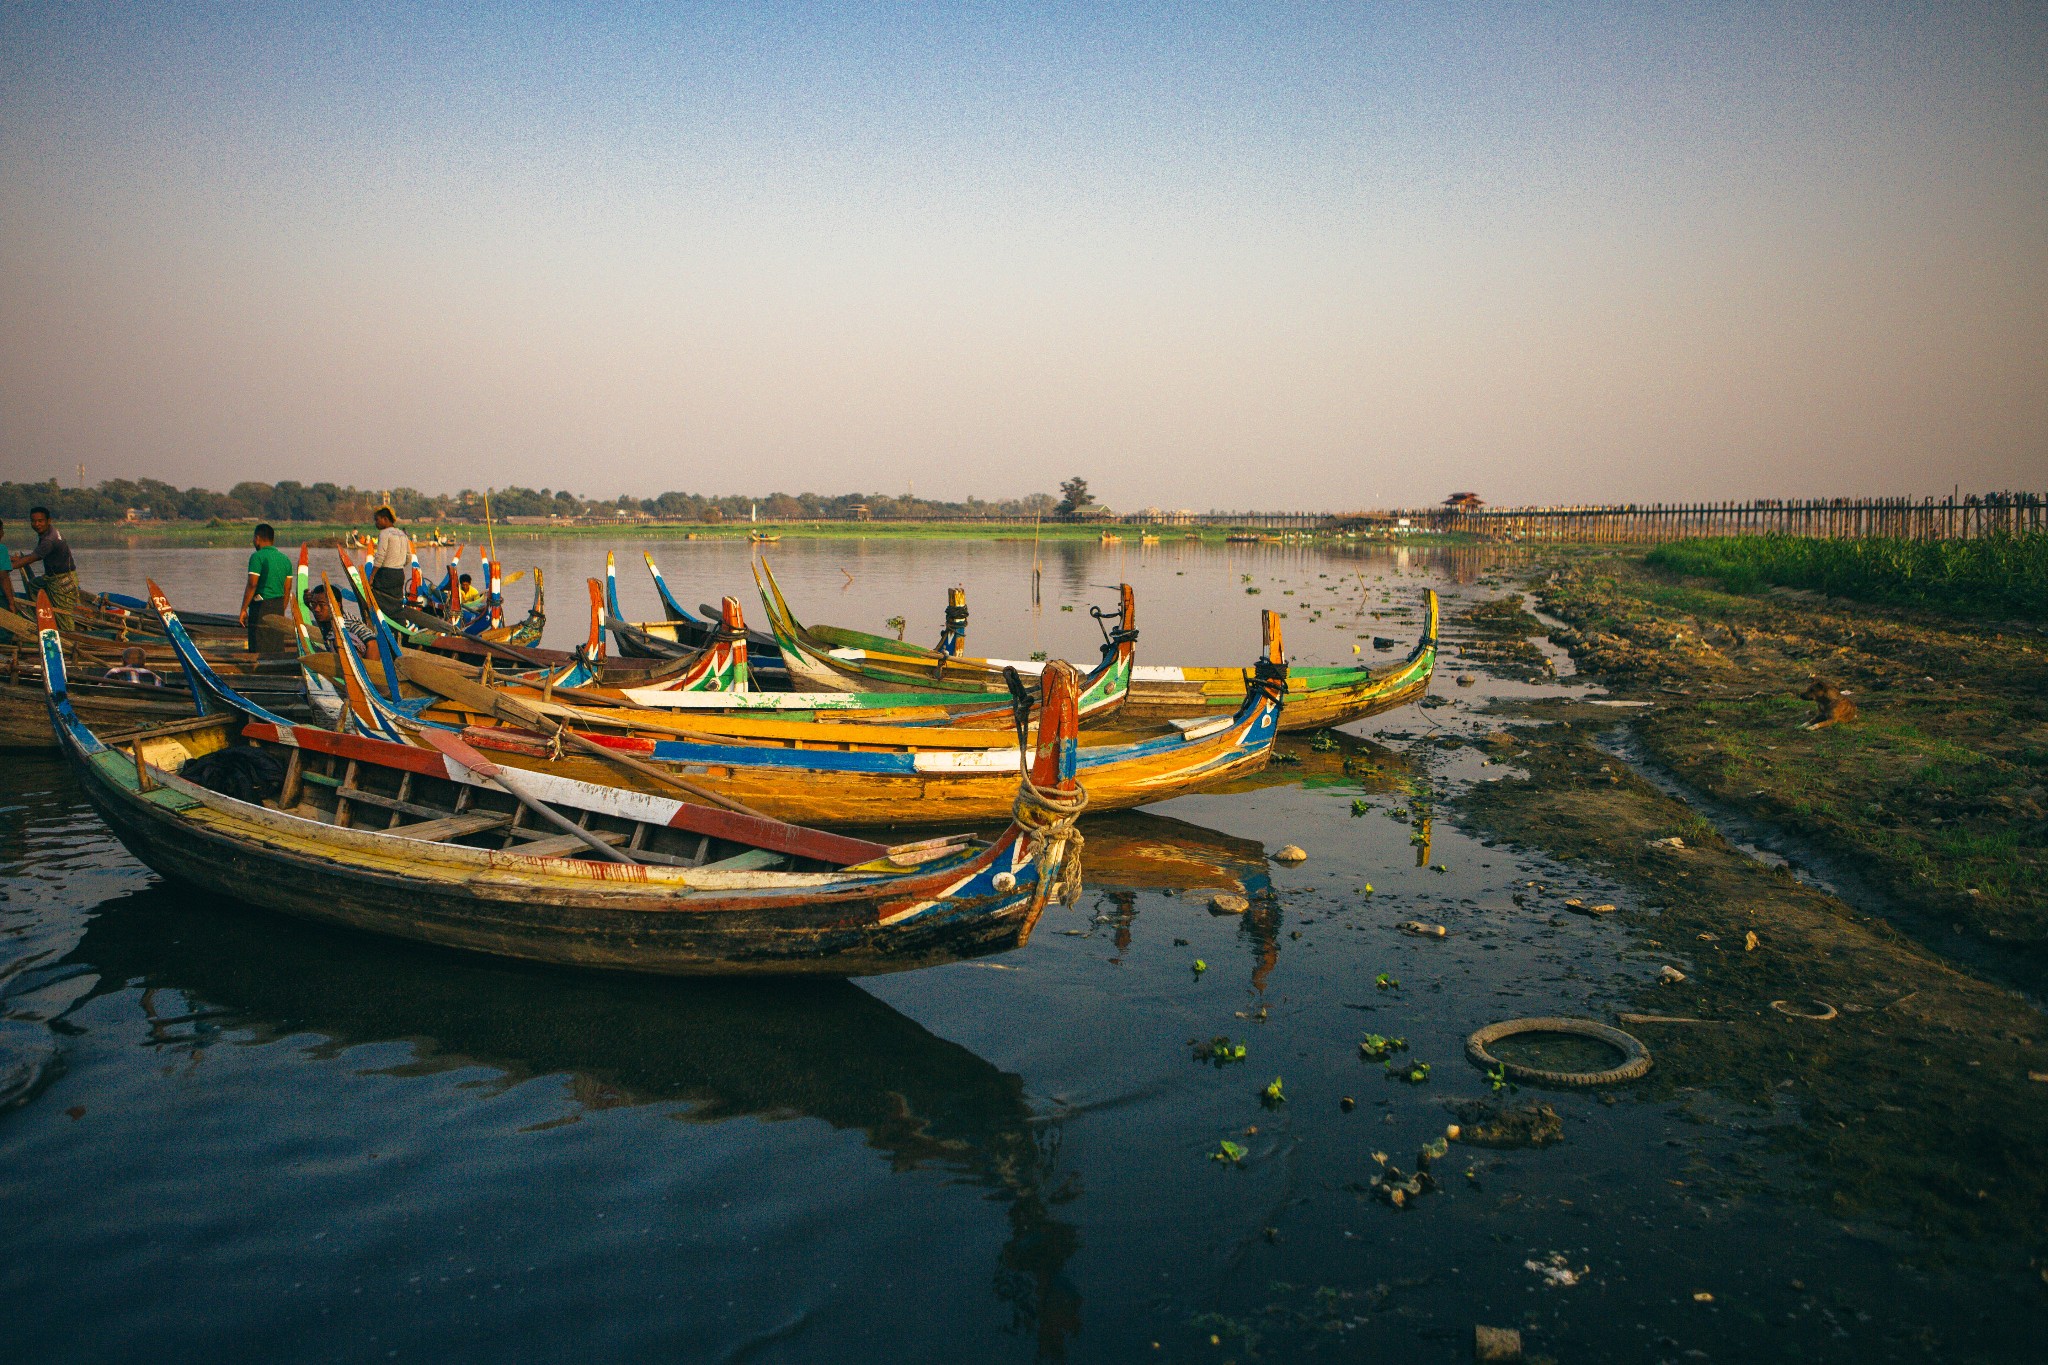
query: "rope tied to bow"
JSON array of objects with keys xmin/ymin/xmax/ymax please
[
  {"xmin": 1013, "ymin": 760, "xmax": 1087, "ymax": 906},
  {"xmin": 1004, "ymin": 665, "xmax": 1087, "ymax": 905}
]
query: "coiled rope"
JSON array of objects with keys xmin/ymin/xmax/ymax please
[
  {"xmin": 1004, "ymin": 665, "xmax": 1088, "ymax": 906},
  {"xmin": 1013, "ymin": 762, "xmax": 1088, "ymax": 906}
]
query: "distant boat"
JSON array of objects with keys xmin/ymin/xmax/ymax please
[
  {"xmin": 1224, "ymin": 533, "xmax": 1260, "ymax": 543},
  {"xmin": 1140, "ymin": 533, "xmax": 1160, "ymax": 546},
  {"xmin": 748, "ymin": 531, "xmax": 782, "ymax": 544},
  {"xmin": 1099, "ymin": 532, "xmax": 1123, "ymax": 545}
]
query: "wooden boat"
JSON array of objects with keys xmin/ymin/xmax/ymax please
[
  {"xmin": 37, "ymin": 592, "xmax": 1090, "ymax": 976},
  {"xmin": 341, "ymin": 549, "xmax": 546, "ymax": 652},
  {"xmin": 608, "ymin": 554, "xmax": 788, "ymax": 681},
  {"xmin": 747, "ymin": 531, "xmax": 781, "ymax": 544},
  {"xmin": 1, "ymin": 605, "xmax": 310, "ymax": 751},
  {"xmin": 757, "ymin": 557, "xmax": 1439, "ymax": 731},
  {"xmin": 250, "ymin": 578, "xmax": 1287, "ymax": 828},
  {"xmin": 1112, "ymin": 591, "xmax": 1438, "ymax": 731},
  {"xmin": 541, "ymin": 584, "xmax": 1134, "ymax": 730},
  {"xmin": 756, "ymin": 560, "xmax": 1138, "ymax": 697}
]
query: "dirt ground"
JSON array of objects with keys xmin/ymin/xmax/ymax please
[
  {"xmin": 1439, "ymin": 558, "xmax": 2048, "ymax": 1288},
  {"xmin": 1530, "ymin": 555, "xmax": 2048, "ymax": 957}
]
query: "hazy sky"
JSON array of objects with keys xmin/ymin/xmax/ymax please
[{"xmin": 2, "ymin": 3, "xmax": 2042, "ymax": 509}]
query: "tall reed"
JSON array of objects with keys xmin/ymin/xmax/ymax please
[{"xmin": 1646, "ymin": 534, "xmax": 2048, "ymax": 621}]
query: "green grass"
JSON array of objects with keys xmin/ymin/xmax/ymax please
[{"xmin": 1646, "ymin": 534, "xmax": 2048, "ymax": 621}]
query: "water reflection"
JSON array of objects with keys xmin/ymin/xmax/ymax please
[
  {"xmin": 56, "ymin": 889, "xmax": 1085, "ymax": 1358},
  {"xmin": 1083, "ymin": 811, "xmax": 1274, "ymax": 899}
]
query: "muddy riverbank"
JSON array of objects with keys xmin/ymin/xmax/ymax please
[{"xmin": 1524, "ymin": 555, "xmax": 2047, "ymax": 957}]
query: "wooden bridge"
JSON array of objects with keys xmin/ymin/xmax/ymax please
[{"xmin": 1325, "ymin": 493, "xmax": 2047, "ymax": 543}]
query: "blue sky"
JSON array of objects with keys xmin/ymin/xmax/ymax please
[{"xmin": 3, "ymin": 3, "xmax": 2042, "ymax": 508}]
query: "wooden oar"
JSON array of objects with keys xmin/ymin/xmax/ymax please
[
  {"xmin": 418, "ymin": 727, "xmax": 637, "ymax": 864},
  {"xmin": 397, "ymin": 653, "xmax": 776, "ymax": 821}
]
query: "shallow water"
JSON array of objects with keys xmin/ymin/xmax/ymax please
[{"xmin": 4, "ymin": 539, "xmax": 2040, "ymax": 1362}]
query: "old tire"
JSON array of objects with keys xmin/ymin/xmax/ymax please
[{"xmin": 1466, "ymin": 1016, "xmax": 1651, "ymax": 1087}]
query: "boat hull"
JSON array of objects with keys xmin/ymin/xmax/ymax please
[
  {"xmin": 464, "ymin": 694, "xmax": 1280, "ymax": 827},
  {"xmin": 56, "ymin": 717, "xmax": 1053, "ymax": 977}
]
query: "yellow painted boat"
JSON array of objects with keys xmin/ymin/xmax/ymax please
[{"xmin": 40, "ymin": 592, "xmax": 1089, "ymax": 976}]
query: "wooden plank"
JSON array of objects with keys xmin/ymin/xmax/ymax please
[
  {"xmin": 509, "ymin": 827, "xmax": 631, "ymax": 858},
  {"xmin": 383, "ymin": 811, "xmax": 512, "ymax": 843},
  {"xmin": 701, "ymin": 848, "xmax": 787, "ymax": 872}
]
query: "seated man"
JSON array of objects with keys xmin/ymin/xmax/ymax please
[
  {"xmin": 305, "ymin": 587, "xmax": 380, "ymax": 655},
  {"xmin": 103, "ymin": 647, "xmax": 164, "ymax": 687},
  {"xmin": 458, "ymin": 573, "xmax": 485, "ymax": 611}
]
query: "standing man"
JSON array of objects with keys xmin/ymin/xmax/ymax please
[
  {"xmin": 15, "ymin": 507, "xmax": 79, "ymax": 617},
  {"xmin": 370, "ymin": 505, "xmax": 409, "ymax": 610},
  {"xmin": 0, "ymin": 517, "xmax": 17, "ymax": 613},
  {"xmin": 239, "ymin": 523, "xmax": 293, "ymax": 653}
]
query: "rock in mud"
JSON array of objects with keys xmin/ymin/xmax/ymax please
[
  {"xmin": 1473, "ymin": 1323, "xmax": 1524, "ymax": 1363},
  {"xmin": 1210, "ymin": 894, "xmax": 1250, "ymax": 915},
  {"xmin": 1659, "ymin": 965, "xmax": 1688, "ymax": 984},
  {"xmin": 1451, "ymin": 1097, "xmax": 1564, "ymax": 1149},
  {"xmin": 1273, "ymin": 845, "xmax": 1308, "ymax": 863},
  {"xmin": 1399, "ymin": 920, "xmax": 1449, "ymax": 938}
]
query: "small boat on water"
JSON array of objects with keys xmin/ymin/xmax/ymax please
[
  {"xmin": 604, "ymin": 554, "xmax": 789, "ymax": 685},
  {"xmin": 36, "ymin": 592, "xmax": 1089, "ymax": 976},
  {"xmin": 755, "ymin": 558, "xmax": 1439, "ymax": 732},
  {"xmin": 262, "ymin": 578, "xmax": 1286, "ymax": 828},
  {"xmin": 0, "ymin": 604, "xmax": 310, "ymax": 751},
  {"xmin": 502, "ymin": 588, "xmax": 1136, "ymax": 731}
]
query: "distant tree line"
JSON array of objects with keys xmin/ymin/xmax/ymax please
[{"xmin": 0, "ymin": 477, "xmax": 1068, "ymax": 524}]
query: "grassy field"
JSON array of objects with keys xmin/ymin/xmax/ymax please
[{"xmin": 1646, "ymin": 533, "xmax": 2048, "ymax": 622}]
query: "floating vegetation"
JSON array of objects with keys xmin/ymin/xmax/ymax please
[
  {"xmin": 1211, "ymin": 1139, "xmax": 1248, "ymax": 1165},
  {"xmin": 1375, "ymin": 972, "xmax": 1399, "ymax": 991},
  {"xmin": 1385, "ymin": 1059, "xmax": 1431, "ymax": 1084},
  {"xmin": 1261, "ymin": 1076, "xmax": 1286, "ymax": 1105},
  {"xmin": 1358, "ymin": 1033, "xmax": 1407, "ymax": 1060},
  {"xmin": 1197, "ymin": 1036, "xmax": 1249, "ymax": 1065}
]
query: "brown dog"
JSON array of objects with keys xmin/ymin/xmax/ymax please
[{"xmin": 1800, "ymin": 677, "xmax": 1858, "ymax": 730}]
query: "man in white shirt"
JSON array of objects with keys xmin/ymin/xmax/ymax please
[{"xmin": 369, "ymin": 506, "xmax": 410, "ymax": 609}]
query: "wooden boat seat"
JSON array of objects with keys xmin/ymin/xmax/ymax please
[
  {"xmin": 508, "ymin": 826, "xmax": 631, "ymax": 859},
  {"xmin": 700, "ymin": 848, "xmax": 788, "ymax": 872},
  {"xmin": 384, "ymin": 811, "xmax": 512, "ymax": 843}
]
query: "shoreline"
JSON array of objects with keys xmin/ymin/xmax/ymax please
[{"xmin": 59, "ymin": 520, "xmax": 1455, "ymax": 549}]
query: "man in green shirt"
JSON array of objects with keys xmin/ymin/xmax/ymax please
[
  {"xmin": 0, "ymin": 517, "xmax": 16, "ymax": 613},
  {"xmin": 239, "ymin": 523, "xmax": 294, "ymax": 654}
]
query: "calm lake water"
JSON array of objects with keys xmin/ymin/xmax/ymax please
[{"xmin": 3, "ymin": 538, "xmax": 2040, "ymax": 1362}]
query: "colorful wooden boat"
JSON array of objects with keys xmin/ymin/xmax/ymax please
[
  {"xmin": 230, "ymin": 579, "xmax": 1287, "ymax": 829},
  {"xmin": 757, "ymin": 557, "xmax": 1439, "ymax": 731},
  {"xmin": 1, "ymin": 605, "xmax": 310, "ymax": 751},
  {"xmin": 607, "ymin": 554, "xmax": 790, "ymax": 685},
  {"xmin": 538, "ymin": 584, "xmax": 1134, "ymax": 731},
  {"xmin": 37, "ymin": 592, "xmax": 1088, "ymax": 976}
]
